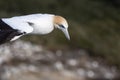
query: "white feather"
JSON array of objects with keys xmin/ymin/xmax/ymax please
[{"xmin": 10, "ymin": 35, "xmax": 23, "ymax": 41}]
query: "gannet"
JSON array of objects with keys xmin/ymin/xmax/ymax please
[{"xmin": 0, "ymin": 14, "xmax": 70, "ymax": 44}]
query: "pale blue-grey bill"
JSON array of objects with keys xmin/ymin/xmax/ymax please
[{"xmin": 62, "ymin": 29, "xmax": 70, "ymax": 40}]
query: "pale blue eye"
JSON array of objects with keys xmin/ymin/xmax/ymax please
[{"xmin": 59, "ymin": 24, "xmax": 65, "ymax": 28}]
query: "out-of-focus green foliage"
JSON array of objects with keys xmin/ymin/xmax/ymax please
[{"xmin": 0, "ymin": 0, "xmax": 120, "ymax": 67}]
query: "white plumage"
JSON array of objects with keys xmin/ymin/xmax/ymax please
[{"xmin": 0, "ymin": 13, "xmax": 70, "ymax": 44}]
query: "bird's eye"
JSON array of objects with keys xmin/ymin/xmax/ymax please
[{"xmin": 59, "ymin": 24, "xmax": 65, "ymax": 28}]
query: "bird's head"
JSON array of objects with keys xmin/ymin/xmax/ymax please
[{"xmin": 53, "ymin": 16, "xmax": 70, "ymax": 40}]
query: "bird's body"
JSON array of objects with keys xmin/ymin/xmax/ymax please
[{"xmin": 0, "ymin": 13, "xmax": 70, "ymax": 44}]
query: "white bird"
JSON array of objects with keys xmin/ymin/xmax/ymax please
[{"xmin": 0, "ymin": 14, "xmax": 70, "ymax": 44}]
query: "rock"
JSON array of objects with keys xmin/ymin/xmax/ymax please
[{"xmin": 0, "ymin": 40, "xmax": 119, "ymax": 80}]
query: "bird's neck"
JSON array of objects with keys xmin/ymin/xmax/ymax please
[{"xmin": 30, "ymin": 15, "xmax": 55, "ymax": 35}]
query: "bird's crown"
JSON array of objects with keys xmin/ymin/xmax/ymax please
[{"xmin": 53, "ymin": 15, "xmax": 68, "ymax": 29}]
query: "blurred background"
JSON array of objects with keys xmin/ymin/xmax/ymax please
[{"xmin": 0, "ymin": 0, "xmax": 120, "ymax": 80}]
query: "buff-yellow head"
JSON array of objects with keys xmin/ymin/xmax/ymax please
[{"xmin": 53, "ymin": 16, "xmax": 70, "ymax": 40}]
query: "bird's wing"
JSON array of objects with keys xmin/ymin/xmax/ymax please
[
  {"xmin": 2, "ymin": 18, "xmax": 34, "ymax": 34},
  {"xmin": 0, "ymin": 29, "xmax": 24, "ymax": 44},
  {"xmin": 0, "ymin": 19, "xmax": 30, "ymax": 44},
  {"xmin": 12, "ymin": 21, "xmax": 34, "ymax": 34}
]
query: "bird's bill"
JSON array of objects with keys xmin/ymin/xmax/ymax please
[{"xmin": 62, "ymin": 29, "xmax": 70, "ymax": 40}]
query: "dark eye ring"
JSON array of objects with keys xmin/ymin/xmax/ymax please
[{"xmin": 59, "ymin": 24, "xmax": 65, "ymax": 28}]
